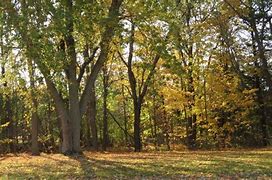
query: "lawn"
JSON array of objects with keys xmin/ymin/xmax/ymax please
[{"xmin": 0, "ymin": 149, "xmax": 271, "ymax": 179}]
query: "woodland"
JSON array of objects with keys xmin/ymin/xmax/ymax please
[{"xmin": 0, "ymin": 0, "xmax": 272, "ymax": 158}]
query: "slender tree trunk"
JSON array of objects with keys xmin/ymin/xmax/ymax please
[
  {"xmin": 102, "ymin": 67, "xmax": 110, "ymax": 151},
  {"xmin": 6, "ymin": 96, "xmax": 13, "ymax": 152},
  {"xmin": 85, "ymin": 113, "xmax": 91, "ymax": 147},
  {"xmin": 163, "ymin": 103, "xmax": 170, "ymax": 151},
  {"xmin": 255, "ymin": 75, "xmax": 269, "ymax": 146},
  {"xmin": 153, "ymin": 107, "xmax": 157, "ymax": 150},
  {"xmin": 187, "ymin": 66, "xmax": 197, "ymax": 149},
  {"xmin": 123, "ymin": 100, "xmax": 128, "ymax": 144},
  {"xmin": 13, "ymin": 99, "xmax": 18, "ymax": 152},
  {"xmin": 133, "ymin": 100, "xmax": 142, "ymax": 152},
  {"xmin": 47, "ymin": 100, "xmax": 55, "ymax": 148},
  {"xmin": 122, "ymin": 85, "xmax": 128, "ymax": 144},
  {"xmin": 88, "ymin": 82, "xmax": 98, "ymax": 150},
  {"xmin": 203, "ymin": 76, "xmax": 208, "ymax": 124}
]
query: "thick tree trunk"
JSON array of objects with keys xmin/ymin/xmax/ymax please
[
  {"xmin": 255, "ymin": 77, "xmax": 269, "ymax": 146},
  {"xmin": 187, "ymin": 66, "xmax": 197, "ymax": 149},
  {"xmin": 31, "ymin": 111, "xmax": 39, "ymax": 155},
  {"xmin": 68, "ymin": 82, "xmax": 81, "ymax": 153},
  {"xmin": 65, "ymin": 0, "xmax": 81, "ymax": 153},
  {"xmin": 187, "ymin": 114, "xmax": 196, "ymax": 149},
  {"xmin": 61, "ymin": 121, "xmax": 73, "ymax": 154},
  {"xmin": 27, "ymin": 59, "xmax": 40, "ymax": 155},
  {"xmin": 45, "ymin": 79, "xmax": 73, "ymax": 154}
]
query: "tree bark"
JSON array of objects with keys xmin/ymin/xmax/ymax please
[
  {"xmin": 122, "ymin": 85, "xmax": 128, "ymax": 144},
  {"xmin": 27, "ymin": 59, "xmax": 40, "ymax": 155},
  {"xmin": 88, "ymin": 82, "xmax": 98, "ymax": 150},
  {"xmin": 186, "ymin": 62, "xmax": 197, "ymax": 149},
  {"xmin": 102, "ymin": 66, "xmax": 110, "ymax": 151},
  {"xmin": 133, "ymin": 99, "xmax": 142, "ymax": 152}
]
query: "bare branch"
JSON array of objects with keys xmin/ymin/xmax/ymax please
[
  {"xmin": 117, "ymin": 50, "xmax": 129, "ymax": 67},
  {"xmin": 77, "ymin": 46, "xmax": 99, "ymax": 83},
  {"xmin": 107, "ymin": 108, "xmax": 134, "ymax": 141}
]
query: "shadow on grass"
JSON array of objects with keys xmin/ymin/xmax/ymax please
[
  {"xmin": 69, "ymin": 152, "xmax": 272, "ymax": 179},
  {"xmin": 69, "ymin": 153, "xmax": 172, "ymax": 179},
  {"xmin": 1, "ymin": 151, "xmax": 271, "ymax": 179}
]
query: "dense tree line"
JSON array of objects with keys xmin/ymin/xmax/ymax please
[{"xmin": 0, "ymin": 0, "xmax": 271, "ymax": 155}]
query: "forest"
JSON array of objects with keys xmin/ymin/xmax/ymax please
[{"xmin": 0, "ymin": 0, "xmax": 271, "ymax": 157}]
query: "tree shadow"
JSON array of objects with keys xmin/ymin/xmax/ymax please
[
  {"xmin": 68, "ymin": 152, "xmax": 272, "ymax": 179},
  {"xmin": 1, "ymin": 151, "xmax": 271, "ymax": 179},
  {"xmin": 69, "ymin": 153, "xmax": 176, "ymax": 179}
]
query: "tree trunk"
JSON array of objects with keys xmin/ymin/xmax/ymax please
[
  {"xmin": 45, "ymin": 79, "xmax": 73, "ymax": 154},
  {"xmin": 255, "ymin": 76, "xmax": 269, "ymax": 146},
  {"xmin": 122, "ymin": 85, "xmax": 128, "ymax": 144},
  {"xmin": 88, "ymin": 82, "xmax": 98, "ymax": 150},
  {"xmin": 7, "ymin": 0, "xmax": 123, "ymax": 154},
  {"xmin": 123, "ymin": 100, "xmax": 128, "ymax": 144},
  {"xmin": 68, "ymin": 82, "xmax": 81, "ymax": 153},
  {"xmin": 27, "ymin": 59, "xmax": 40, "ymax": 155},
  {"xmin": 85, "ymin": 112, "xmax": 91, "ymax": 147},
  {"xmin": 251, "ymin": 31, "xmax": 269, "ymax": 146},
  {"xmin": 65, "ymin": 0, "xmax": 81, "ymax": 153},
  {"xmin": 6, "ymin": 96, "xmax": 14, "ymax": 152},
  {"xmin": 48, "ymin": 100, "xmax": 55, "ymax": 148},
  {"xmin": 163, "ymin": 105, "xmax": 170, "ymax": 151},
  {"xmin": 102, "ymin": 67, "xmax": 110, "ymax": 150},
  {"xmin": 187, "ymin": 66, "xmax": 197, "ymax": 149},
  {"xmin": 31, "ymin": 111, "xmax": 39, "ymax": 155},
  {"xmin": 133, "ymin": 101, "xmax": 142, "ymax": 152}
]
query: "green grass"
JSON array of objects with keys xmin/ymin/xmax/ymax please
[{"xmin": 0, "ymin": 149, "xmax": 271, "ymax": 179}]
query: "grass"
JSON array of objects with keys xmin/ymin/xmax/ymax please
[{"xmin": 0, "ymin": 149, "xmax": 272, "ymax": 179}]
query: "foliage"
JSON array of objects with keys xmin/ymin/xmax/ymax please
[{"xmin": 0, "ymin": 0, "xmax": 271, "ymax": 154}]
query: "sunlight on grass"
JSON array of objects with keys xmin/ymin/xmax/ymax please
[{"xmin": 0, "ymin": 149, "xmax": 271, "ymax": 179}]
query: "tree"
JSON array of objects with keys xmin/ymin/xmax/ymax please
[
  {"xmin": 4, "ymin": 0, "xmax": 123, "ymax": 154},
  {"xmin": 223, "ymin": 0, "xmax": 272, "ymax": 146}
]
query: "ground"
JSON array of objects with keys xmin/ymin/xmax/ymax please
[{"xmin": 0, "ymin": 149, "xmax": 271, "ymax": 179}]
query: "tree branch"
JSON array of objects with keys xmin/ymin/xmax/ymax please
[
  {"xmin": 140, "ymin": 54, "xmax": 160, "ymax": 100},
  {"xmin": 107, "ymin": 108, "xmax": 134, "ymax": 141},
  {"xmin": 79, "ymin": 0, "xmax": 123, "ymax": 116},
  {"xmin": 77, "ymin": 46, "xmax": 99, "ymax": 83}
]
